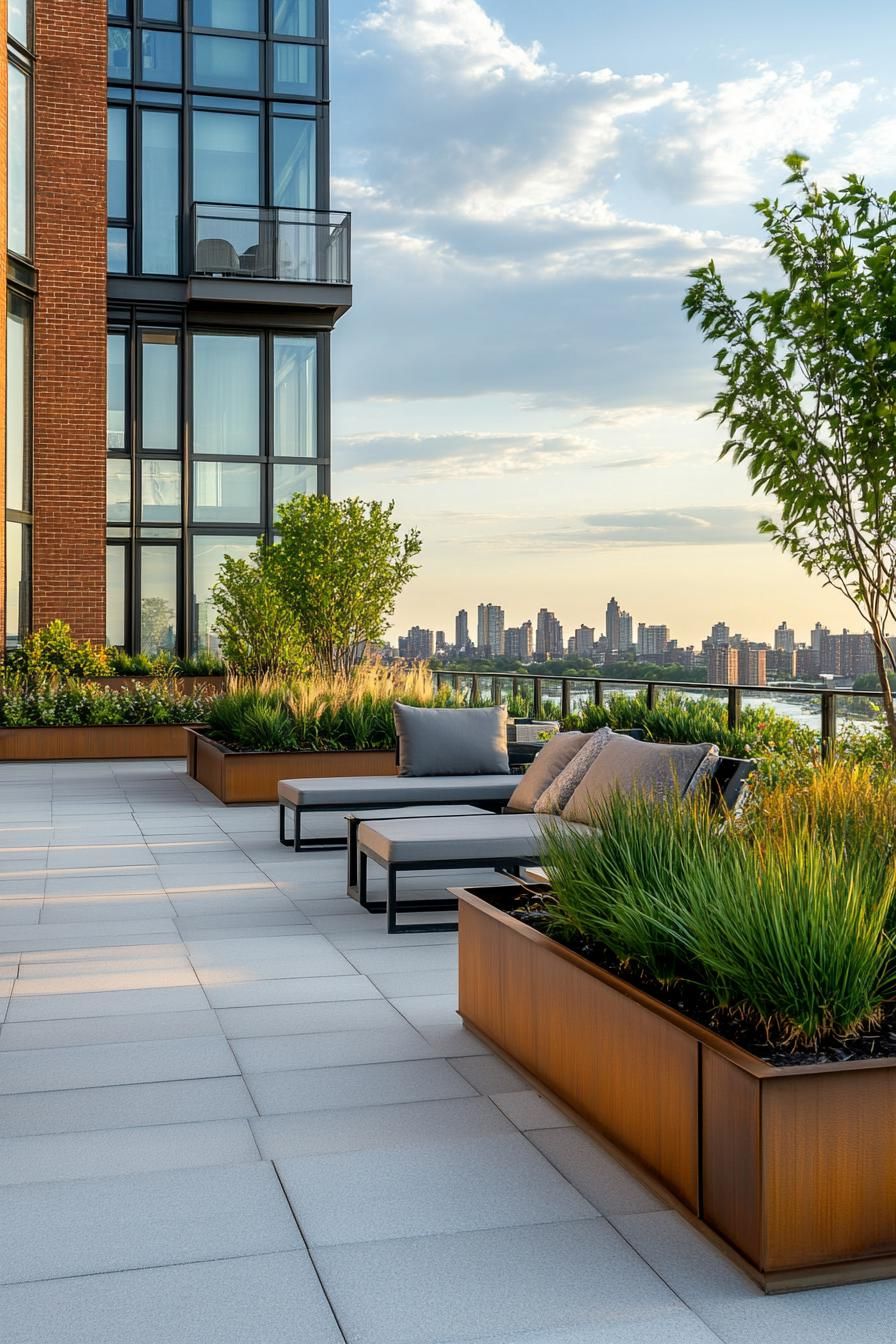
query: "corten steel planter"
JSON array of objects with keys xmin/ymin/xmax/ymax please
[
  {"xmin": 93, "ymin": 676, "xmax": 225, "ymax": 695},
  {"xmin": 186, "ymin": 729, "xmax": 397, "ymax": 805},
  {"xmin": 457, "ymin": 886, "xmax": 896, "ymax": 1293},
  {"xmin": 0, "ymin": 724, "xmax": 196, "ymax": 762}
]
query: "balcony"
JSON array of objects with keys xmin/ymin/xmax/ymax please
[{"xmin": 188, "ymin": 203, "xmax": 352, "ymax": 320}]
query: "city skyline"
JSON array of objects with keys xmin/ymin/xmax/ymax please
[{"xmin": 329, "ymin": 0, "xmax": 891, "ymax": 643}]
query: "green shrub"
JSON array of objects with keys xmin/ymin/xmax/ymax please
[
  {"xmin": 0, "ymin": 676, "xmax": 211, "ymax": 728},
  {"xmin": 211, "ymin": 550, "xmax": 307, "ymax": 680},
  {"xmin": 7, "ymin": 620, "xmax": 110, "ymax": 683}
]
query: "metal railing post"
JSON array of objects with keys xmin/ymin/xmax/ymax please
[
  {"xmin": 533, "ymin": 677, "xmax": 542, "ymax": 716},
  {"xmin": 491, "ymin": 675, "xmax": 499, "ymax": 706},
  {"xmin": 512, "ymin": 677, "xmax": 519, "ymax": 703},
  {"xmin": 470, "ymin": 674, "xmax": 480, "ymax": 705},
  {"xmin": 646, "ymin": 682, "xmax": 658, "ymax": 710},
  {"xmin": 821, "ymin": 691, "xmax": 837, "ymax": 761},
  {"xmin": 561, "ymin": 679, "xmax": 571, "ymax": 719},
  {"xmin": 594, "ymin": 679, "xmax": 603, "ymax": 708},
  {"xmin": 727, "ymin": 686, "xmax": 742, "ymax": 731}
]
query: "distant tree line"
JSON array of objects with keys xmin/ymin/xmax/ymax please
[{"xmin": 431, "ymin": 655, "xmax": 706, "ymax": 684}]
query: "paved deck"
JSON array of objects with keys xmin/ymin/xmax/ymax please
[{"xmin": 0, "ymin": 759, "xmax": 892, "ymax": 1342}]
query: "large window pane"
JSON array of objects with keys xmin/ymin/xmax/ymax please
[
  {"xmin": 192, "ymin": 334, "xmax": 260, "ymax": 455},
  {"xmin": 141, "ymin": 109, "xmax": 179, "ymax": 273},
  {"xmin": 5, "ymin": 521, "xmax": 30, "ymax": 648},
  {"xmin": 193, "ymin": 461, "xmax": 260, "ymax": 524},
  {"xmin": 8, "ymin": 63, "xmax": 29, "ymax": 257},
  {"xmin": 273, "ymin": 335, "xmax": 316, "ymax": 456},
  {"xmin": 192, "ymin": 109, "xmax": 259, "ymax": 205},
  {"xmin": 107, "ymin": 333, "xmax": 127, "ymax": 452},
  {"xmin": 273, "ymin": 0, "xmax": 316, "ymax": 37},
  {"xmin": 192, "ymin": 533, "xmax": 255, "ymax": 653},
  {"xmin": 273, "ymin": 42, "xmax": 317, "ymax": 97},
  {"xmin": 193, "ymin": 0, "xmax": 260, "ymax": 29},
  {"xmin": 142, "ymin": 332, "xmax": 179, "ymax": 451},
  {"xmin": 108, "ymin": 227, "xmax": 129, "ymax": 273},
  {"xmin": 108, "ymin": 26, "xmax": 132, "ymax": 79},
  {"xmin": 108, "ymin": 106, "xmax": 128, "ymax": 219},
  {"xmin": 108, "ymin": 0, "xmax": 129, "ymax": 14},
  {"xmin": 273, "ymin": 462, "xmax": 315, "ymax": 511},
  {"xmin": 8, "ymin": 0, "xmax": 29, "ymax": 46},
  {"xmin": 6, "ymin": 304, "xmax": 30, "ymax": 514},
  {"xmin": 272, "ymin": 116, "xmax": 315, "ymax": 209},
  {"xmin": 192, "ymin": 35, "xmax": 259, "ymax": 92},
  {"xmin": 141, "ymin": 29, "xmax": 182, "ymax": 84},
  {"xmin": 142, "ymin": 0, "xmax": 177, "ymax": 18},
  {"xmin": 106, "ymin": 546, "xmax": 127, "ymax": 647},
  {"xmin": 140, "ymin": 545, "xmax": 177, "ymax": 654},
  {"xmin": 141, "ymin": 458, "xmax": 181, "ymax": 522},
  {"xmin": 106, "ymin": 458, "xmax": 132, "ymax": 522}
]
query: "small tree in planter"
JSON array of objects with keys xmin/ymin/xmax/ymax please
[
  {"xmin": 212, "ymin": 549, "xmax": 307, "ymax": 681},
  {"xmin": 685, "ymin": 155, "xmax": 896, "ymax": 749}
]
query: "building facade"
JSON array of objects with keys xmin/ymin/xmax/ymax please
[
  {"xmin": 2, "ymin": 0, "xmax": 350, "ymax": 653},
  {"xmin": 535, "ymin": 607, "xmax": 563, "ymax": 660},
  {"xmin": 476, "ymin": 602, "xmax": 504, "ymax": 657}
]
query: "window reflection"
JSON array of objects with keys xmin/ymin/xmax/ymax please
[
  {"xmin": 192, "ymin": 333, "xmax": 260, "ymax": 455},
  {"xmin": 6, "ymin": 306, "xmax": 29, "ymax": 514},
  {"xmin": 106, "ymin": 546, "xmax": 127, "ymax": 647},
  {"xmin": 8, "ymin": 63, "xmax": 29, "ymax": 257},
  {"xmin": 194, "ymin": 0, "xmax": 260, "ymax": 30},
  {"xmin": 107, "ymin": 459, "xmax": 132, "ymax": 522},
  {"xmin": 141, "ymin": 109, "xmax": 179, "ymax": 273},
  {"xmin": 142, "ymin": 332, "xmax": 179, "ymax": 451},
  {"xmin": 192, "ymin": 534, "xmax": 256, "ymax": 652},
  {"xmin": 141, "ymin": 459, "xmax": 182, "ymax": 522},
  {"xmin": 193, "ymin": 461, "xmax": 260, "ymax": 524},
  {"xmin": 192, "ymin": 110, "xmax": 259, "ymax": 205},
  {"xmin": 107, "ymin": 333, "xmax": 127, "ymax": 453},
  {"xmin": 108, "ymin": 26, "xmax": 132, "ymax": 79},
  {"xmin": 140, "ymin": 545, "xmax": 177, "ymax": 654},
  {"xmin": 141, "ymin": 29, "xmax": 182, "ymax": 84},
  {"xmin": 5, "ymin": 521, "xmax": 30, "ymax": 648},
  {"xmin": 273, "ymin": 0, "xmax": 316, "ymax": 37},
  {"xmin": 273, "ymin": 116, "xmax": 315, "ymax": 209},
  {"xmin": 192, "ymin": 35, "xmax": 260, "ymax": 92},
  {"xmin": 273, "ymin": 335, "xmax": 316, "ymax": 456},
  {"xmin": 272, "ymin": 42, "xmax": 317, "ymax": 97}
]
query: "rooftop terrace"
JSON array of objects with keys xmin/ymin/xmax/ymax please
[{"xmin": 0, "ymin": 758, "xmax": 892, "ymax": 1342}]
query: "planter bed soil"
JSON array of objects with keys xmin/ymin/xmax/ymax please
[
  {"xmin": 186, "ymin": 729, "xmax": 397, "ymax": 805},
  {"xmin": 457, "ymin": 883, "xmax": 896, "ymax": 1292},
  {"xmin": 0, "ymin": 724, "xmax": 196, "ymax": 761}
]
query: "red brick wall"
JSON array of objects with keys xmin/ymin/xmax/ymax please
[
  {"xmin": 0, "ymin": 0, "xmax": 8, "ymax": 645},
  {"xmin": 32, "ymin": 0, "xmax": 106, "ymax": 639}
]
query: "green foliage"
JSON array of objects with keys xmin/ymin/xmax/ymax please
[
  {"xmin": 0, "ymin": 677, "xmax": 211, "ymax": 727},
  {"xmin": 211, "ymin": 550, "xmax": 307, "ymax": 680},
  {"xmin": 684, "ymin": 157, "xmax": 896, "ymax": 746},
  {"xmin": 265, "ymin": 496, "xmax": 422, "ymax": 678},
  {"xmin": 542, "ymin": 765, "xmax": 896, "ymax": 1049},
  {"xmin": 7, "ymin": 621, "xmax": 110, "ymax": 682}
]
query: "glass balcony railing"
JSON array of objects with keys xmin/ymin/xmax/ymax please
[{"xmin": 191, "ymin": 204, "xmax": 351, "ymax": 285}]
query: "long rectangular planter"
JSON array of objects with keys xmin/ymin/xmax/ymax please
[
  {"xmin": 457, "ymin": 886, "xmax": 896, "ymax": 1293},
  {"xmin": 93, "ymin": 676, "xmax": 226, "ymax": 695},
  {"xmin": 186, "ymin": 729, "xmax": 397, "ymax": 804},
  {"xmin": 0, "ymin": 724, "xmax": 194, "ymax": 762}
]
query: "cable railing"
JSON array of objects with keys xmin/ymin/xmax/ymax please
[
  {"xmin": 432, "ymin": 670, "xmax": 885, "ymax": 760},
  {"xmin": 191, "ymin": 204, "xmax": 351, "ymax": 285}
]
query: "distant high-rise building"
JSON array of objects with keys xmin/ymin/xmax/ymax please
[
  {"xmin": 398, "ymin": 626, "xmax": 434, "ymax": 660},
  {"xmin": 505, "ymin": 620, "xmax": 535, "ymax": 661},
  {"xmin": 435, "ymin": 630, "xmax": 446, "ymax": 653},
  {"xmin": 766, "ymin": 648, "xmax": 797, "ymax": 680},
  {"xmin": 707, "ymin": 645, "xmax": 739, "ymax": 685},
  {"xmin": 606, "ymin": 598, "xmax": 620, "ymax": 654},
  {"xmin": 811, "ymin": 622, "xmax": 829, "ymax": 654},
  {"xmin": 572, "ymin": 625, "xmax": 595, "ymax": 657},
  {"xmin": 476, "ymin": 603, "xmax": 505, "ymax": 657},
  {"xmin": 618, "ymin": 611, "xmax": 633, "ymax": 652},
  {"xmin": 519, "ymin": 620, "xmax": 533, "ymax": 659},
  {"xmin": 774, "ymin": 621, "xmax": 795, "ymax": 654},
  {"xmin": 455, "ymin": 609, "xmax": 470, "ymax": 651},
  {"xmin": 536, "ymin": 608, "xmax": 564, "ymax": 659},
  {"xmin": 710, "ymin": 622, "xmax": 730, "ymax": 647},
  {"xmin": 738, "ymin": 644, "xmax": 767, "ymax": 687},
  {"xmin": 637, "ymin": 624, "xmax": 670, "ymax": 658}
]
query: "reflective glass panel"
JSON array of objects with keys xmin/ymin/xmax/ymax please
[
  {"xmin": 8, "ymin": 64, "xmax": 28, "ymax": 257},
  {"xmin": 108, "ymin": 26, "xmax": 132, "ymax": 79},
  {"xmin": 272, "ymin": 42, "xmax": 317, "ymax": 97},
  {"xmin": 273, "ymin": 335, "xmax": 316, "ymax": 456},
  {"xmin": 106, "ymin": 546, "xmax": 127, "ymax": 646},
  {"xmin": 192, "ymin": 533, "xmax": 255, "ymax": 653},
  {"xmin": 193, "ymin": 0, "xmax": 260, "ymax": 30},
  {"xmin": 141, "ymin": 29, "xmax": 182, "ymax": 84},
  {"xmin": 273, "ymin": 462, "xmax": 316, "ymax": 510},
  {"xmin": 141, "ymin": 332, "xmax": 179, "ymax": 451},
  {"xmin": 107, "ymin": 333, "xmax": 127, "ymax": 453},
  {"xmin": 192, "ymin": 109, "xmax": 259, "ymax": 205},
  {"xmin": 192, "ymin": 334, "xmax": 260, "ymax": 455},
  {"xmin": 273, "ymin": 0, "xmax": 315, "ymax": 37},
  {"xmin": 140, "ymin": 545, "xmax": 177, "ymax": 654},
  {"xmin": 108, "ymin": 106, "xmax": 128, "ymax": 218},
  {"xmin": 108, "ymin": 0, "xmax": 129, "ymax": 14},
  {"xmin": 5, "ymin": 521, "xmax": 30, "ymax": 648},
  {"xmin": 8, "ymin": 0, "xmax": 28, "ymax": 45},
  {"xmin": 193, "ymin": 461, "xmax": 261, "ymax": 524},
  {"xmin": 106, "ymin": 458, "xmax": 131, "ymax": 522},
  {"xmin": 140, "ymin": 109, "xmax": 179, "ymax": 273},
  {"xmin": 6, "ymin": 304, "xmax": 29, "ymax": 514},
  {"xmin": 191, "ymin": 35, "xmax": 259, "ymax": 92},
  {"xmin": 272, "ymin": 116, "xmax": 315, "ymax": 209},
  {"xmin": 108, "ymin": 227, "xmax": 129, "ymax": 273},
  {"xmin": 142, "ymin": 0, "xmax": 177, "ymax": 18},
  {"xmin": 141, "ymin": 458, "xmax": 181, "ymax": 522}
]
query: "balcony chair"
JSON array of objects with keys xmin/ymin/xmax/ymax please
[{"xmin": 195, "ymin": 238, "xmax": 241, "ymax": 276}]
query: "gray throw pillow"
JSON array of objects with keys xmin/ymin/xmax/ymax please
[
  {"xmin": 534, "ymin": 727, "xmax": 615, "ymax": 815},
  {"xmin": 561, "ymin": 736, "xmax": 716, "ymax": 825},
  {"xmin": 505, "ymin": 731, "xmax": 592, "ymax": 813},
  {"xmin": 393, "ymin": 703, "xmax": 510, "ymax": 777}
]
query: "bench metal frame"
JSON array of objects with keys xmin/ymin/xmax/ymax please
[
  {"xmin": 279, "ymin": 796, "xmax": 508, "ymax": 853},
  {"xmin": 345, "ymin": 808, "xmax": 491, "ymax": 899},
  {"xmin": 356, "ymin": 847, "xmax": 539, "ymax": 935}
]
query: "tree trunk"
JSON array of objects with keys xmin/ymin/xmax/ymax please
[{"xmin": 869, "ymin": 618, "xmax": 896, "ymax": 754}]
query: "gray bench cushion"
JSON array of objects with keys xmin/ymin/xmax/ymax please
[
  {"xmin": 357, "ymin": 813, "xmax": 589, "ymax": 866},
  {"xmin": 279, "ymin": 775, "xmax": 518, "ymax": 809},
  {"xmin": 346, "ymin": 804, "xmax": 490, "ymax": 822},
  {"xmin": 394, "ymin": 703, "xmax": 509, "ymax": 777}
]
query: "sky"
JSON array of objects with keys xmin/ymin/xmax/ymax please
[{"xmin": 327, "ymin": 0, "xmax": 896, "ymax": 648}]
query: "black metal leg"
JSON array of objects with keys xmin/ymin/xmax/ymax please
[
  {"xmin": 358, "ymin": 851, "xmax": 369, "ymax": 908},
  {"xmin": 346, "ymin": 817, "xmax": 359, "ymax": 898},
  {"xmin": 293, "ymin": 808, "xmax": 301, "ymax": 852},
  {"xmin": 279, "ymin": 804, "xmax": 292, "ymax": 847},
  {"xmin": 386, "ymin": 867, "xmax": 398, "ymax": 935}
]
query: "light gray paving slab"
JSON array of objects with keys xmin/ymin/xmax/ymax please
[
  {"xmin": 0, "ymin": 1117, "xmax": 259, "ymax": 1184},
  {"xmin": 439, "ymin": 1316, "xmax": 723, "ymax": 1344},
  {"xmin": 216, "ymin": 998, "xmax": 405, "ymax": 1038},
  {"xmin": 366, "ymin": 969, "xmax": 459, "ymax": 998},
  {"xmin": 448, "ymin": 1054, "xmax": 530, "ymax": 1095},
  {"xmin": 491, "ymin": 1089, "xmax": 572, "ymax": 1131},
  {"xmin": 312, "ymin": 1219, "xmax": 681, "ymax": 1344},
  {"xmin": 417, "ymin": 1024, "xmax": 492, "ymax": 1056},
  {"xmin": 0, "ymin": 1251, "xmax": 344, "ymax": 1344},
  {"xmin": 176, "ymin": 922, "xmax": 317, "ymax": 942},
  {"xmin": 174, "ymin": 910, "xmax": 310, "ymax": 931},
  {"xmin": 0, "ymin": 1160, "xmax": 301, "ymax": 1285},
  {"xmin": 391, "ymin": 993, "xmax": 461, "ymax": 1027},
  {"xmin": 190, "ymin": 943, "xmax": 356, "ymax": 984},
  {"xmin": 232, "ymin": 1024, "xmax": 438, "ymax": 1073},
  {"xmin": 528, "ymin": 1128, "xmax": 667, "ymax": 1216},
  {"xmin": 279, "ymin": 1132, "xmax": 596, "ymax": 1245},
  {"xmin": 205, "ymin": 973, "xmax": 380, "ymax": 1009},
  {"xmin": 169, "ymin": 890, "xmax": 297, "ymax": 914},
  {"xmin": 0, "ymin": 1007, "xmax": 220, "ymax": 1051},
  {"xmin": 247, "ymin": 1058, "xmax": 478, "ymax": 1115},
  {"xmin": 5, "ymin": 985, "xmax": 210, "ymax": 1022},
  {"xmin": 0, "ymin": 901, "xmax": 41, "ymax": 924},
  {"xmin": 18, "ymin": 940, "xmax": 181, "ymax": 965},
  {"xmin": 12, "ymin": 966, "xmax": 198, "ymax": 996},
  {"xmin": 0, "ymin": 1034, "xmax": 238, "ymax": 1094},
  {"xmin": 42, "ymin": 874, "xmax": 166, "ymax": 896},
  {"xmin": 344, "ymin": 944, "xmax": 459, "ymax": 974},
  {"xmin": 15, "ymin": 951, "xmax": 190, "ymax": 978},
  {"xmin": 251, "ymin": 1095, "xmax": 515, "ymax": 1159},
  {"xmin": 38, "ymin": 896, "xmax": 176, "ymax": 922}
]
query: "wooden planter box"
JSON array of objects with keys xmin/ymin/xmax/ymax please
[
  {"xmin": 186, "ymin": 729, "xmax": 397, "ymax": 804},
  {"xmin": 0, "ymin": 724, "xmax": 195, "ymax": 762},
  {"xmin": 94, "ymin": 676, "xmax": 226, "ymax": 695},
  {"xmin": 458, "ymin": 886, "xmax": 896, "ymax": 1293}
]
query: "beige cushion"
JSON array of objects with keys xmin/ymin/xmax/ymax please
[
  {"xmin": 684, "ymin": 743, "xmax": 720, "ymax": 797},
  {"xmin": 561, "ymin": 735, "xmax": 715, "ymax": 825},
  {"xmin": 505, "ymin": 731, "xmax": 592, "ymax": 813},
  {"xmin": 534, "ymin": 727, "xmax": 615, "ymax": 815}
]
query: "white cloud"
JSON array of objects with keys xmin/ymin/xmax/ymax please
[{"xmin": 358, "ymin": 0, "xmax": 548, "ymax": 84}]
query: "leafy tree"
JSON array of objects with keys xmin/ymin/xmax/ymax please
[
  {"xmin": 685, "ymin": 156, "xmax": 896, "ymax": 749},
  {"xmin": 211, "ymin": 548, "xmax": 307, "ymax": 680},
  {"xmin": 266, "ymin": 495, "xmax": 422, "ymax": 678}
]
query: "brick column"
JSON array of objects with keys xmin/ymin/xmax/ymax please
[{"xmin": 32, "ymin": 0, "xmax": 106, "ymax": 639}]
